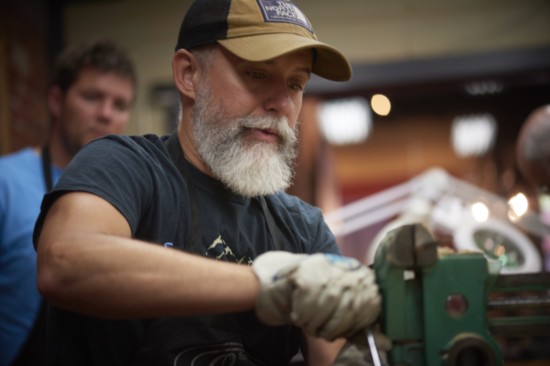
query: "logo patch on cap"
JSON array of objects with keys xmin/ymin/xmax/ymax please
[{"xmin": 256, "ymin": 0, "xmax": 314, "ymax": 33}]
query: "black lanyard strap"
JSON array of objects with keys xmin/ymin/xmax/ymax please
[
  {"xmin": 165, "ymin": 132, "xmax": 203, "ymax": 249},
  {"xmin": 41, "ymin": 145, "xmax": 53, "ymax": 191},
  {"xmin": 258, "ymin": 196, "xmax": 285, "ymax": 251}
]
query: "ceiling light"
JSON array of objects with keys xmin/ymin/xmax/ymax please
[
  {"xmin": 452, "ymin": 113, "xmax": 497, "ymax": 157},
  {"xmin": 317, "ymin": 97, "xmax": 372, "ymax": 145},
  {"xmin": 371, "ymin": 94, "xmax": 391, "ymax": 116}
]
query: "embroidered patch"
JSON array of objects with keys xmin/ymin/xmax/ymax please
[{"xmin": 256, "ymin": 0, "xmax": 314, "ymax": 33}]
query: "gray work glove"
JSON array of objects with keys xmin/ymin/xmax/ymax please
[{"xmin": 252, "ymin": 251, "xmax": 381, "ymax": 340}]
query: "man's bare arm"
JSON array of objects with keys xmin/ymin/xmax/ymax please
[{"xmin": 36, "ymin": 191, "xmax": 259, "ymax": 318}]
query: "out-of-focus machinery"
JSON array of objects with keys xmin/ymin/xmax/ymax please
[
  {"xmin": 324, "ymin": 167, "xmax": 550, "ymax": 364},
  {"xmin": 516, "ymin": 104, "xmax": 550, "ymax": 272},
  {"xmin": 328, "ymin": 106, "xmax": 550, "ymax": 364},
  {"xmin": 372, "ymin": 223, "xmax": 550, "ymax": 366},
  {"xmin": 325, "ymin": 168, "xmax": 547, "ymax": 273}
]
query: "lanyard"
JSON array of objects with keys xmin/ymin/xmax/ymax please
[
  {"xmin": 165, "ymin": 132, "xmax": 203, "ymax": 249},
  {"xmin": 164, "ymin": 132, "xmax": 285, "ymax": 251},
  {"xmin": 41, "ymin": 145, "xmax": 53, "ymax": 191}
]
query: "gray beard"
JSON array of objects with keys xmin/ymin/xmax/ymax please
[{"xmin": 191, "ymin": 84, "xmax": 298, "ymax": 197}]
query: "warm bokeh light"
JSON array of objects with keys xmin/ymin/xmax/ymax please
[
  {"xmin": 508, "ymin": 192, "xmax": 529, "ymax": 222},
  {"xmin": 471, "ymin": 202, "xmax": 489, "ymax": 222},
  {"xmin": 370, "ymin": 94, "xmax": 391, "ymax": 116},
  {"xmin": 494, "ymin": 244, "xmax": 506, "ymax": 257}
]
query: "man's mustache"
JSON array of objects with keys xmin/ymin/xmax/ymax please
[{"xmin": 238, "ymin": 116, "xmax": 297, "ymax": 145}]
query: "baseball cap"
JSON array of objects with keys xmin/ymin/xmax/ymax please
[{"xmin": 175, "ymin": 0, "xmax": 352, "ymax": 81}]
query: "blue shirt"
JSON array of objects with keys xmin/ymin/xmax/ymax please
[{"xmin": 0, "ymin": 147, "xmax": 62, "ymax": 365}]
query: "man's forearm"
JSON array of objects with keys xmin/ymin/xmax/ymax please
[
  {"xmin": 36, "ymin": 192, "xmax": 259, "ymax": 318},
  {"xmin": 38, "ymin": 233, "xmax": 259, "ymax": 318}
]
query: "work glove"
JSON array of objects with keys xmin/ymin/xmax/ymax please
[{"xmin": 252, "ymin": 251, "xmax": 381, "ymax": 340}]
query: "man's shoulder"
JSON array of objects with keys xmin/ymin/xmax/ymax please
[
  {"xmin": 83, "ymin": 134, "xmax": 168, "ymax": 159},
  {"xmin": 92, "ymin": 133, "xmax": 164, "ymax": 148},
  {"xmin": 64, "ymin": 134, "xmax": 171, "ymax": 185},
  {"xmin": 0, "ymin": 148, "xmax": 38, "ymax": 181},
  {"xmin": 267, "ymin": 191, "xmax": 322, "ymax": 217},
  {"xmin": 0, "ymin": 147, "xmax": 36, "ymax": 166}
]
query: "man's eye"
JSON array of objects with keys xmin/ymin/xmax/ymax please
[
  {"xmin": 114, "ymin": 100, "xmax": 129, "ymax": 112},
  {"xmin": 289, "ymin": 83, "xmax": 304, "ymax": 92},
  {"xmin": 290, "ymin": 79, "xmax": 308, "ymax": 92}
]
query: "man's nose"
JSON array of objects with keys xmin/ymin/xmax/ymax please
[
  {"xmin": 97, "ymin": 100, "xmax": 114, "ymax": 121},
  {"xmin": 262, "ymin": 81, "xmax": 292, "ymax": 117}
]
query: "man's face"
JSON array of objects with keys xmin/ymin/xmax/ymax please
[
  {"xmin": 51, "ymin": 67, "xmax": 134, "ymax": 157},
  {"xmin": 191, "ymin": 48, "xmax": 312, "ymax": 196}
]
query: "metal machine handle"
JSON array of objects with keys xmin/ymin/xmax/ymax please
[{"xmin": 367, "ymin": 328, "xmax": 383, "ymax": 366}]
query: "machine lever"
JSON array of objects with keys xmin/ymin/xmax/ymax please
[{"xmin": 366, "ymin": 328, "xmax": 383, "ymax": 366}]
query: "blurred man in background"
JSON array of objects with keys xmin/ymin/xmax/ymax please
[{"xmin": 0, "ymin": 39, "xmax": 136, "ymax": 366}]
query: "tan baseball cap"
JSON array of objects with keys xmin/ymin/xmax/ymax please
[{"xmin": 175, "ymin": 0, "xmax": 352, "ymax": 81}]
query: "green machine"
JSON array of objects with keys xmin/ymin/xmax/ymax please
[{"xmin": 373, "ymin": 223, "xmax": 550, "ymax": 366}]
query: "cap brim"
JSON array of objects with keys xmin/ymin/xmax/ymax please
[{"xmin": 218, "ymin": 33, "xmax": 352, "ymax": 82}]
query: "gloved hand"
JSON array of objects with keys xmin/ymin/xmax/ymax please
[{"xmin": 252, "ymin": 251, "xmax": 381, "ymax": 340}]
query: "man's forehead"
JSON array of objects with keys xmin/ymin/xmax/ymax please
[
  {"xmin": 70, "ymin": 68, "xmax": 135, "ymax": 98},
  {"xmin": 74, "ymin": 67, "xmax": 134, "ymax": 86}
]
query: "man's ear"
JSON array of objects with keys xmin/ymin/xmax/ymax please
[{"xmin": 172, "ymin": 49, "xmax": 199, "ymax": 100}]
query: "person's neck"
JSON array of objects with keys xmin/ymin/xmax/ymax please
[
  {"xmin": 177, "ymin": 124, "xmax": 215, "ymax": 177},
  {"xmin": 44, "ymin": 136, "xmax": 73, "ymax": 168}
]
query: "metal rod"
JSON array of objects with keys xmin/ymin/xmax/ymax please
[
  {"xmin": 488, "ymin": 295, "xmax": 550, "ymax": 310},
  {"xmin": 367, "ymin": 328, "xmax": 383, "ymax": 366}
]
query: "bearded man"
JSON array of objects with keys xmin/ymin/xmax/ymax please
[{"xmin": 33, "ymin": 1, "xmax": 381, "ymax": 365}]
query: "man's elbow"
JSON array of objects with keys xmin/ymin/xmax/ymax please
[{"xmin": 36, "ymin": 237, "xmax": 72, "ymax": 303}]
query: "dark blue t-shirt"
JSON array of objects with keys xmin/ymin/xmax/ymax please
[{"xmin": 33, "ymin": 134, "xmax": 340, "ymax": 366}]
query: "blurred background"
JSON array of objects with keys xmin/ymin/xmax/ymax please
[{"xmin": 1, "ymin": 0, "xmax": 549, "ymax": 249}]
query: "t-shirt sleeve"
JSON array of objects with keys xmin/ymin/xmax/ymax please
[{"xmin": 33, "ymin": 136, "xmax": 155, "ymax": 248}]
